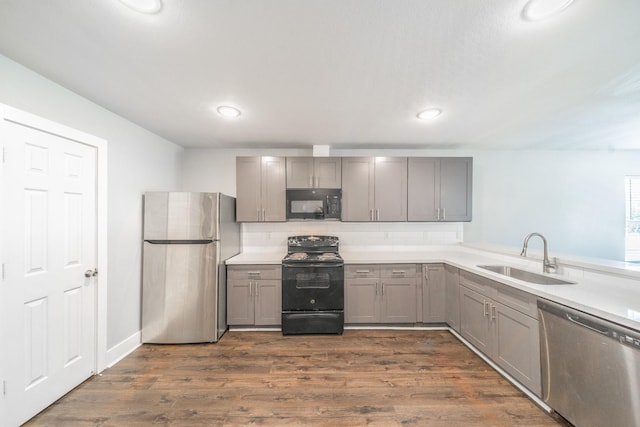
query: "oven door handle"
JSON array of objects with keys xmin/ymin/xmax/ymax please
[{"xmin": 282, "ymin": 262, "xmax": 344, "ymax": 268}]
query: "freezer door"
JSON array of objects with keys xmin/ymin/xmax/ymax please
[
  {"xmin": 143, "ymin": 192, "xmax": 218, "ymax": 241},
  {"xmin": 142, "ymin": 241, "xmax": 219, "ymax": 343}
]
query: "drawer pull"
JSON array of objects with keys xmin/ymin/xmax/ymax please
[
  {"xmin": 391, "ymin": 270, "xmax": 405, "ymax": 274},
  {"xmin": 356, "ymin": 270, "xmax": 370, "ymax": 274}
]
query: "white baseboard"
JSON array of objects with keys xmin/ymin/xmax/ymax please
[
  {"xmin": 104, "ymin": 331, "xmax": 141, "ymax": 370},
  {"xmin": 448, "ymin": 329, "xmax": 552, "ymax": 413}
]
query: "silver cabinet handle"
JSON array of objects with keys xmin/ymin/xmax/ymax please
[
  {"xmin": 257, "ymin": 208, "xmax": 260, "ymax": 221},
  {"xmin": 484, "ymin": 301, "xmax": 490, "ymax": 317},
  {"xmin": 356, "ymin": 269, "xmax": 371, "ymax": 274},
  {"xmin": 370, "ymin": 209, "xmax": 374, "ymax": 221},
  {"xmin": 376, "ymin": 208, "xmax": 380, "ymax": 221},
  {"xmin": 375, "ymin": 281, "xmax": 379, "ymax": 295},
  {"xmin": 392, "ymin": 270, "xmax": 405, "ymax": 275},
  {"xmin": 314, "ymin": 176, "xmax": 319, "ymax": 188},
  {"xmin": 309, "ymin": 175, "xmax": 313, "ymax": 187},
  {"xmin": 262, "ymin": 208, "xmax": 266, "ymax": 221},
  {"xmin": 381, "ymin": 281, "xmax": 384, "ymax": 295},
  {"xmin": 256, "ymin": 283, "xmax": 260, "ymax": 297},
  {"xmin": 437, "ymin": 207, "xmax": 441, "ymax": 221},
  {"xmin": 491, "ymin": 304, "xmax": 497, "ymax": 320},
  {"xmin": 442, "ymin": 207, "xmax": 446, "ymax": 221}
]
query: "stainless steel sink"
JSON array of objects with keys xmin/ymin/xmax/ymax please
[{"xmin": 477, "ymin": 265, "xmax": 576, "ymax": 285}]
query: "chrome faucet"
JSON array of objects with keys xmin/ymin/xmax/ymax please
[{"xmin": 520, "ymin": 232, "xmax": 557, "ymax": 273}]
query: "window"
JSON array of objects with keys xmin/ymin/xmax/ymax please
[{"xmin": 625, "ymin": 176, "xmax": 640, "ymax": 262}]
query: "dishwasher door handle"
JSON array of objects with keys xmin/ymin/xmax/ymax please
[{"xmin": 566, "ymin": 312, "xmax": 609, "ymax": 335}]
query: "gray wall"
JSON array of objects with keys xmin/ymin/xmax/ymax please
[
  {"xmin": 0, "ymin": 54, "xmax": 184, "ymax": 349},
  {"xmin": 466, "ymin": 150, "xmax": 639, "ymax": 261}
]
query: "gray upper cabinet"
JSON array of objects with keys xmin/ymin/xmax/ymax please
[
  {"xmin": 286, "ymin": 157, "xmax": 342, "ymax": 188},
  {"xmin": 342, "ymin": 157, "xmax": 407, "ymax": 221},
  {"xmin": 408, "ymin": 157, "xmax": 472, "ymax": 222},
  {"xmin": 236, "ymin": 156, "xmax": 286, "ymax": 222}
]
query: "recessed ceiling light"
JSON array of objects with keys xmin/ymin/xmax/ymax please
[
  {"xmin": 416, "ymin": 108, "xmax": 442, "ymax": 120},
  {"xmin": 522, "ymin": 0, "xmax": 574, "ymax": 21},
  {"xmin": 216, "ymin": 105, "xmax": 242, "ymax": 118},
  {"xmin": 118, "ymin": 0, "xmax": 162, "ymax": 14}
]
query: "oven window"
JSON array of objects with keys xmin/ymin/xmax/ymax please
[
  {"xmin": 291, "ymin": 200, "xmax": 323, "ymax": 214},
  {"xmin": 295, "ymin": 272, "xmax": 330, "ymax": 288}
]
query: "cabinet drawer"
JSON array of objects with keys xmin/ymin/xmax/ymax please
[
  {"xmin": 460, "ymin": 270, "xmax": 498, "ymax": 298},
  {"xmin": 227, "ymin": 265, "xmax": 282, "ymax": 280},
  {"xmin": 495, "ymin": 282, "xmax": 538, "ymax": 319},
  {"xmin": 381, "ymin": 264, "xmax": 417, "ymax": 278},
  {"xmin": 345, "ymin": 265, "xmax": 380, "ymax": 279}
]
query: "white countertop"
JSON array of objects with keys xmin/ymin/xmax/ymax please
[{"xmin": 226, "ymin": 247, "xmax": 640, "ymax": 331}]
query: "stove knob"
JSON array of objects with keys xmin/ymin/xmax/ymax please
[{"xmin": 310, "ymin": 299, "xmax": 316, "ymax": 305}]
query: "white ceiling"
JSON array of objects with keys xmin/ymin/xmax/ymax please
[{"xmin": 1, "ymin": 0, "xmax": 640, "ymax": 150}]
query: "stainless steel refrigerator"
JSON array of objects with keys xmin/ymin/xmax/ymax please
[{"xmin": 141, "ymin": 192, "xmax": 240, "ymax": 343}]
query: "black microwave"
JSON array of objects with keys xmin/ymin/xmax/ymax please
[{"xmin": 286, "ymin": 189, "xmax": 341, "ymax": 220}]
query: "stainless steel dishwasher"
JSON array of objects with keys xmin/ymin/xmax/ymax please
[{"xmin": 538, "ymin": 299, "xmax": 640, "ymax": 427}]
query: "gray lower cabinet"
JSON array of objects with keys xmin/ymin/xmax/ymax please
[
  {"xmin": 445, "ymin": 264, "xmax": 460, "ymax": 332},
  {"xmin": 345, "ymin": 264, "xmax": 417, "ymax": 323},
  {"xmin": 407, "ymin": 157, "xmax": 472, "ymax": 222},
  {"xmin": 286, "ymin": 157, "xmax": 342, "ymax": 189},
  {"xmin": 421, "ymin": 264, "xmax": 446, "ymax": 323},
  {"xmin": 342, "ymin": 157, "xmax": 408, "ymax": 222},
  {"xmin": 236, "ymin": 156, "xmax": 286, "ymax": 222},
  {"xmin": 227, "ymin": 265, "xmax": 282, "ymax": 326},
  {"xmin": 459, "ymin": 270, "xmax": 541, "ymax": 395}
]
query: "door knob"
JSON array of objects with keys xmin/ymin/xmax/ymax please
[{"xmin": 85, "ymin": 269, "xmax": 98, "ymax": 278}]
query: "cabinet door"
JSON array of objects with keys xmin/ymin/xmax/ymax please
[
  {"xmin": 423, "ymin": 264, "xmax": 446, "ymax": 323},
  {"xmin": 341, "ymin": 157, "xmax": 374, "ymax": 221},
  {"xmin": 227, "ymin": 279, "xmax": 254, "ymax": 325},
  {"xmin": 373, "ymin": 157, "xmax": 407, "ymax": 221},
  {"xmin": 492, "ymin": 302, "xmax": 541, "ymax": 395},
  {"xmin": 315, "ymin": 157, "xmax": 342, "ymax": 188},
  {"xmin": 236, "ymin": 157, "xmax": 262, "ymax": 222},
  {"xmin": 344, "ymin": 278, "xmax": 378, "ymax": 323},
  {"xmin": 440, "ymin": 157, "xmax": 472, "ymax": 222},
  {"xmin": 445, "ymin": 265, "xmax": 460, "ymax": 332},
  {"xmin": 380, "ymin": 278, "xmax": 417, "ymax": 323},
  {"xmin": 286, "ymin": 157, "xmax": 314, "ymax": 189},
  {"xmin": 255, "ymin": 280, "xmax": 282, "ymax": 326},
  {"xmin": 459, "ymin": 286, "xmax": 491, "ymax": 354},
  {"xmin": 261, "ymin": 156, "xmax": 286, "ymax": 221},
  {"xmin": 407, "ymin": 158, "xmax": 439, "ymax": 221}
]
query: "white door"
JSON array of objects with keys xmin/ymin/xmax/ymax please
[{"xmin": 1, "ymin": 117, "xmax": 98, "ymax": 426}]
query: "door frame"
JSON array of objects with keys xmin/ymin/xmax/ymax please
[{"xmin": 0, "ymin": 104, "xmax": 109, "ymax": 382}]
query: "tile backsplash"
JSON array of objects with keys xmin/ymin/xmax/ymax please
[{"xmin": 241, "ymin": 221, "xmax": 463, "ymax": 252}]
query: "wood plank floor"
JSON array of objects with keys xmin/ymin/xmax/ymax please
[{"xmin": 25, "ymin": 330, "xmax": 571, "ymax": 426}]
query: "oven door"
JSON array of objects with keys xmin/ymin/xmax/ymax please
[{"xmin": 282, "ymin": 263, "xmax": 344, "ymax": 311}]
